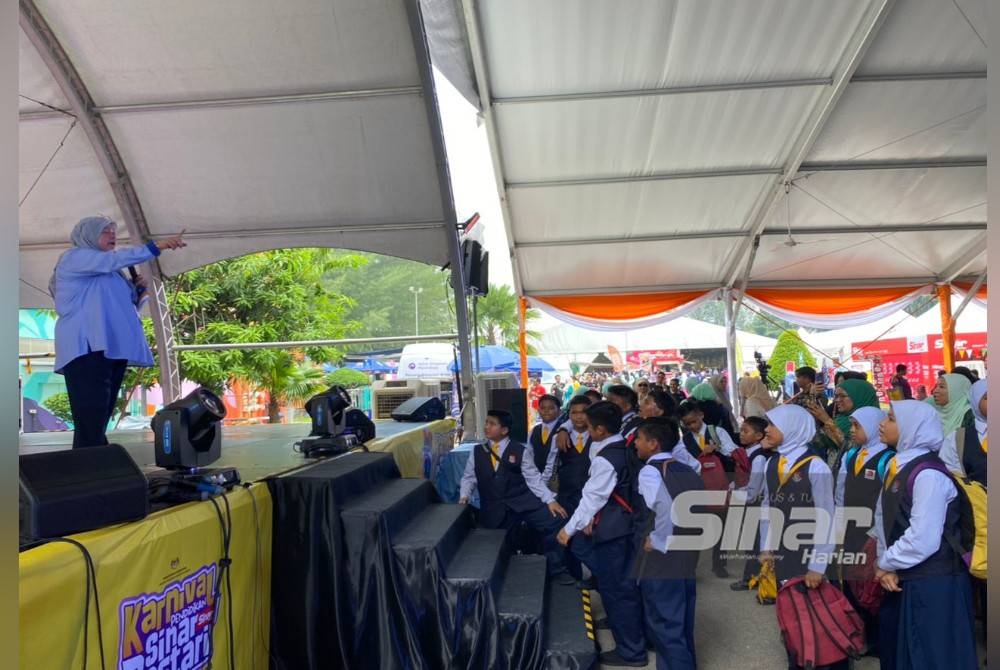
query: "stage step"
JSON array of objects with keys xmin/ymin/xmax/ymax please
[
  {"xmin": 393, "ymin": 503, "xmax": 471, "ymax": 566},
  {"xmin": 340, "ymin": 477, "xmax": 435, "ymax": 537},
  {"xmin": 497, "ymin": 555, "xmax": 548, "ymax": 670},
  {"xmin": 391, "ymin": 504, "xmax": 473, "ymax": 669},
  {"xmin": 339, "ymin": 478, "xmax": 437, "ymax": 667},
  {"xmin": 444, "ymin": 528, "xmax": 510, "ymax": 669},
  {"xmin": 543, "ymin": 583, "xmax": 597, "ymax": 670}
]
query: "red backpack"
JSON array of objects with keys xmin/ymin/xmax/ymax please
[
  {"xmin": 731, "ymin": 446, "xmax": 752, "ymax": 489},
  {"xmin": 776, "ymin": 577, "xmax": 865, "ymax": 669}
]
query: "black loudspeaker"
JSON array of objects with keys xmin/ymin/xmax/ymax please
[
  {"xmin": 462, "ymin": 240, "xmax": 489, "ymax": 294},
  {"xmin": 19, "ymin": 444, "xmax": 149, "ymax": 541},
  {"xmin": 391, "ymin": 396, "xmax": 447, "ymax": 422},
  {"xmin": 490, "ymin": 388, "xmax": 528, "ymax": 443}
]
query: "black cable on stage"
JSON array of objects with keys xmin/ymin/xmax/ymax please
[
  {"xmin": 207, "ymin": 495, "xmax": 236, "ymax": 670},
  {"xmin": 42, "ymin": 537, "xmax": 107, "ymax": 670}
]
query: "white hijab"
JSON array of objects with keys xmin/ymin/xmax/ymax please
[
  {"xmin": 850, "ymin": 406, "xmax": 888, "ymax": 453},
  {"xmin": 970, "ymin": 379, "xmax": 987, "ymax": 441},
  {"xmin": 891, "ymin": 399, "xmax": 944, "ymax": 458},
  {"xmin": 765, "ymin": 404, "xmax": 816, "ymax": 455}
]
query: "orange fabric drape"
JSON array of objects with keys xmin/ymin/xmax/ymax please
[
  {"xmin": 955, "ymin": 281, "xmax": 987, "ymax": 299},
  {"xmin": 531, "ymin": 290, "xmax": 709, "ymax": 321},
  {"xmin": 744, "ymin": 286, "xmax": 922, "ymax": 315}
]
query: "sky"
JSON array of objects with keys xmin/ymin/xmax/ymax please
[{"xmin": 434, "ymin": 70, "xmax": 515, "ymax": 290}]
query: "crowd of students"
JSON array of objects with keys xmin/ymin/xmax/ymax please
[{"xmin": 458, "ymin": 367, "xmax": 987, "ymax": 669}]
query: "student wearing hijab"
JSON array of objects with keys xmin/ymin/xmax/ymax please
[
  {"xmin": 759, "ymin": 405, "xmax": 838, "ymax": 669},
  {"xmin": 964, "ymin": 379, "xmax": 987, "ymax": 486},
  {"xmin": 835, "ymin": 406, "xmax": 892, "ymax": 657},
  {"xmin": 51, "ymin": 215, "xmax": 186, "ymax": 448},
  {"xmin": 738, "ymin": 375, "xmax": 777, "ymax": 419},
  {"xmin": 873, "ymin": 400, "xmax": 979, "ymax": 670},
  {"xmin": 932, "ymin": 373, "xmax": 974, "ymax": 474}
]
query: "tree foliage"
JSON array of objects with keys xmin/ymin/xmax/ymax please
[
  {"xmin": 767, "ymin": 330, "xmax": 818, "ymax": 389},
  {"xmin": 140, "ymin": 249, "xmax": 365, "ymax": 422},
  {"xmin": 325, "ymin": 368, "xmax": 371, "ymax": 388},
  {"xmin": 472, "ymin": 284, "xmax": 541, "ymax": 354},
  {"xmin": 42, "ymin": 392, "xmax": 73, "ymax": 426},
  {"xmin": 687, "ymin": 300, "xmax": 805, "ymax": 338}
]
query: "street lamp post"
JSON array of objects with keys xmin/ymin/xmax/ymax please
[{"xmin": 408, "ymin": 286, "xmax": 424, "ymax": 336}]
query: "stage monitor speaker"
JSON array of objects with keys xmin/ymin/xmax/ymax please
[
  {"xmin": 19, "ymin": 444, "xmax": 149, "ymax": 541},
  {"xmin": 489, "ymin": 388, "xmax": 528, "ymax": 443},
  {"xmin": 391, "ymin": 396, "xmax": 446, "ymax": 422}
]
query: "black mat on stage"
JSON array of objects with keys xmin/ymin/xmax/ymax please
[{"xmin": 267, "ymin": 450, "xmax": 596, "ymax": 670}]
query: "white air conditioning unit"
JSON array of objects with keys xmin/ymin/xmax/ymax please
[
  {"xmin": 473, "ymin": 372, "xmax": 519, "ymax": 437},
  {"xmin": 371, "ymin": 379, "xmax": 428, "ymax": 419},
  {"xmin": 421, "ymin": 378, "xmax": 456, "ymax": 414}
]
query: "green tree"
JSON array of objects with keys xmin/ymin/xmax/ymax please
[
  {"xmin": 323, "ymin": 252, "xmax": 457, "ymax": 346},
  {"xmin": 767, "ymin": 330, "xmax": 818, "ymax": 389},
  {"xmin": 325, "ymin": 368, "xmax": 371, "ymax": 388},
  {"xmin": 473, "ymin": 284, "xmax": 541, "ymax": 353},
  {"xmin": 42, "ymin": 392, "xmax": 73, "ymax": 426},
  {"xmin": 135, "ymin": 249, "xmax": 366, "ymax": 423},
  {"xmin": 687, "ymin": 299, "xmax": 803, "ymax": 338}
]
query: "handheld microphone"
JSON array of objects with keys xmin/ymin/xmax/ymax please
[{"xmin": 127, "ymin": 266, "xmax": 146, "ymax": 296}]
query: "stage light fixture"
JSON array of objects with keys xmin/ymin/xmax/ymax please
[
  {"xmin": 297, "ymin": 385, "xmax": 376, "ymax": 457},
  {"xmin": 153, "ymin": 387, "xmax": 227, "ymax": 470}
]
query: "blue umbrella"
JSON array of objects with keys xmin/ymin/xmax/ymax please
[
  {"xmin": 449, "ymin": 345, "xmax": 521, "ymax": 372},
  {"xmin": 498, "ymin": 355, "xmax": 556, "ymax": 376},
  {"xmin": 345, "ymin": 358, "xmax": 393, "ymax": 373}
]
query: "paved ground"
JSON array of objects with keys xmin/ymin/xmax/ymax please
[{"xmin": 589, "ymin": 552, "xmax": 986, "ymax": 670}]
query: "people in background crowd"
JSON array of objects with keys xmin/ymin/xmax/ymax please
[
  {"xmin": 738, "ymin": 375, "xmax": 777, "ymax": 419},
  {"xmin": 889, "ymin": 363, "xmax": 912, "ymax": 400},
  {"xmin": 932, "ymin": 373, "xmax": 974, "ymax": 475}
]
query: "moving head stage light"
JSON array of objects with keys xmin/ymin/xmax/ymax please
[
  {"xmin": 153, "ymin": 387, "xmax": 227, "ymax": 470},
  {"xmin": 297, "ymin": 385, "xmax": 376, "ymax": 457}
]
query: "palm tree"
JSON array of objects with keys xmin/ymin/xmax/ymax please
[
  {"xmin": 473, "ymin": 284, "xmax": 542, "ymax": 354},
  {"xmin": 258, "ymin": 360, "xmax": 327, "ymax": 423}
]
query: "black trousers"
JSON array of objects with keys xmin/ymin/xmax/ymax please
[{"xmin": 63, "ymin": 351, "xmax": 128, "ymax": 449}]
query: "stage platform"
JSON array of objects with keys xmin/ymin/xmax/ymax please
[{"xmin": 18, "ymin": 418, "xmax": 457, "ymax": 481}]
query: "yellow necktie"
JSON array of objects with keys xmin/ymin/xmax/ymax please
[
  {"xmin": 854, "ymin": 448, "xmax": 868, "ymax": 476},
  {"xmin": 883, "ymin": 457, "xmax": 898, "ymax": 490},
  {"xmin": 489, "ymin": 442, "xmax": 499, "ymax": 470},
  {"xmin": 777, "ymin": 455, "xmax": 788, "ymax": 485},
  {"xmin": 575, "ymin": 433, "xmax": 585, "ymax": 454},
  {"xmin": 698, "ymin": 433, "xmax": 706, "ymax": 454},
  {"xmin": 542, "ymin": 427, "xmax": 550, "ymax": 444},
  {"xmin": 982, "ymin": 437, "xmax": 988, "ymax": 454}
]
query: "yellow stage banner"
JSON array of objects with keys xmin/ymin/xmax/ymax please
[
  {"xmin": 367, "ymin": 418, "xmax": 457, "ymax": 477},
  {"xmin": 20, "ymin": 483, "xmax": 272, "ymax": 670}
]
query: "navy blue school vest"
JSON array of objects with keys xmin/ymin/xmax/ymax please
[
  {"xmin": 961, "ymin": 426, "xmax": 987, "ymax": 487},
  {"xmin": 636, "ymin": 459, "xmax": 704, "ymax": 580},
  {"xmin": 472, "ymin": 440, "xmax": 543, "ymax": 529},
  {"xmin": 592, "ymin": 441, "xmax": 637, "ymax": 544},
  {"xmin": 841, "ymin": 447, "xmax": 893, "ymax": 553},
  {"xmin": 881, "ymin": 451, "xmax": 965, "ymax": 580},
  {"xmin": 764, "ymin": 452, "xmax": 818, "ymax": 582},
  {"xmin": 529, "ymin": 423, "xmax": 556, "ymax": 475},
  {"xmin": 556, "ymin": 433, "xmax": 591, "ymax": 500}
]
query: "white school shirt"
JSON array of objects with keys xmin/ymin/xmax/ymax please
[
  {"xmin": 458, "ymin": 437, "xmax": 555, "ymax": 504},
  {"xmin": 562, "ymin": 434, "xmax": 623, "ymax": 538},
  {"xmin": 873, "ymin": 448, "xmax": 958, "ymax": 572},
  {"xmin": 533, "ymin": 419, "xmax": 560, "ymax": 484},
  {"xmin": 638, "ymin": 452, "xmax": 676, "ymax": 553},
  {"xmin": 670, "ymin": 440, "xmax": 702, "ymax": 474}
]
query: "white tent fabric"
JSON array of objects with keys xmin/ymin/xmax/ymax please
[
  {"xmin": 530, "ymin": 289, "xmax": 720, "ymax": 331},
  {"xmin": 742, "ymin": 285, "xmax": 931, "ymax": 329},
  {"xmin": 18, "ymin": 0, "xmax": 477, "ymax": 308},
  {"xmin": 465, "ymin": 0, "xmax": 987, "ymax": 310}
]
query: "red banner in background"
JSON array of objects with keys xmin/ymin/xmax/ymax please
[
  {"xmin": 853, "ymin": 332, "xmax": 987, "ymax": 395},
  {"xmin": 625, "ymin": 349, "xmax": 684, "ymax": 369}
]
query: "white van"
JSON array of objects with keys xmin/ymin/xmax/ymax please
[{"xmin": 396, "ymin": 343, "xmax": 457, "ymax": 379}]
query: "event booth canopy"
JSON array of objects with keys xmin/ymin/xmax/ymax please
[
  {"xmin": 18, "ymin": 0, "xmax": 480, "ymax": 309},
  {"xmin": 463, "ymin": 0, "xmax": 987, "ymax": 328}
]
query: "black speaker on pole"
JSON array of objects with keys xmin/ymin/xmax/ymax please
[
  {"xmin": 391, "ymin": 396, "xmax": 447, "ymax": 422},
  {"xmin": 462, "ymin": 240, "xmax": 489, "ymax": 294},
  {"xmin": 490, "ymin": 388, "xmax": 528, "ymax": 443},
  {"xmin": 19, "ymin": 444, "xmax": 149, "ymax": 541}
]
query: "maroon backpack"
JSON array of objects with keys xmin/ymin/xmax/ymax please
[
  {"xmin": 776, "ymin": 577, "xmax": 865, "ymax": 669},
  {"xmin": 845, "ymin": 536, "xmax": 884, "ymax": 614}
]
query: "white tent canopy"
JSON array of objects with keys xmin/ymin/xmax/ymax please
[{"xmin": 464, "ymin": 0, "xmax": 986, "ymax": 301}]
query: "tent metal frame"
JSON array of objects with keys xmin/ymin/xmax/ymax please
[{"xmin": 20, "ymin": 0, "xmax": 182, "ymax": 402}]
